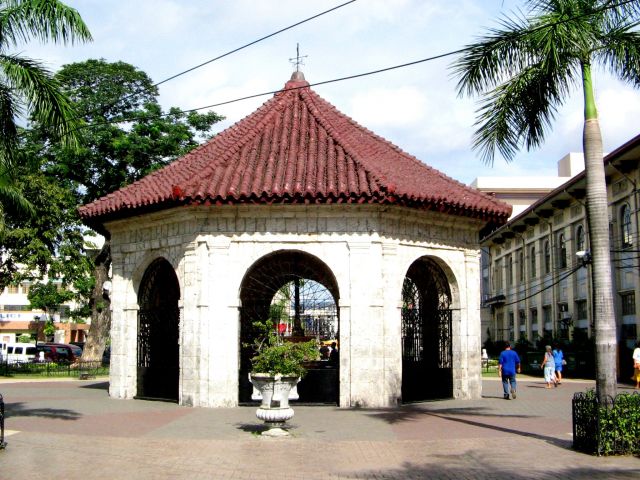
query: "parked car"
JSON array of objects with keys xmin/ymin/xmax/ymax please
[
  {"xmin": 37, "ymin": 343, "xmax": 82, "ymax": 363},
  {"xmin": 5, "ymin": 343, "xmax": 37, "ymax": 363}
]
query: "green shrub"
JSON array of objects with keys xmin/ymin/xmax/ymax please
[
  {"xmin": 578, "ymin": 389, "xmax": 640, "ymax": 455},
  {"xmin": 249, "ymin": 320, "xmax": 318, "ymax": 377}
]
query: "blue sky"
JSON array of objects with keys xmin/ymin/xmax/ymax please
[{"xmin": 27, "ymin": 0, "xmax": 640, "ymax": 184}]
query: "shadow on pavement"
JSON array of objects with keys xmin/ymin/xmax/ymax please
[
  {"xmin": 79, "ymin": 381, "xmax": 109, "ymax": 390},
  {"xmin": 345, "ymin": 460, "xmax": 640, "ymax": 480},
  {"xmin": 365, "ymin": 404, "xmax": 533, "ymax": 424},
  {"xmin": 5, "ymin": 402, "xmax": 81, "ymax": 420}
]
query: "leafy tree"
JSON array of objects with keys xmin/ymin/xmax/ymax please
[
  {"xmin": 30, "ymin": 59, "xmax": 224, "ymax": 361},
  {"xmin": 0, "ymin": 153, "xmax": 90, "ymax": 291},
  {"xmin": 0, "ymin": 0, "xmax": 91, "ymax": 234},
  {"xmin": 452, "ymin": 0, "xmax": 640, "ymax": 400},
  {"xmin": 28, "ymin": 281, "xmax": 74, "ymax": 331}
]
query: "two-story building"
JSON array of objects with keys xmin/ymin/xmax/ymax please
[{"xmin": 481, "ymin": 134, "xmax": 640, "ymax": 378}]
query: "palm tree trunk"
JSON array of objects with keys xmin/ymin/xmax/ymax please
[{"xmin": 582, "ymin": 63, "xmax": 617, "ymax": 401}]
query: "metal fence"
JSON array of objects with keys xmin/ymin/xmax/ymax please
[
  {"xmin": 0, "ymin": 360, "xmax": 108, "ymax": 378},
  {"xmin": 0, "ymin": 393, "xmax": 6, "ymax": 449},
  {"xmin": 573, "ymin": 391, "xmax": 640, "ymax": 455}
]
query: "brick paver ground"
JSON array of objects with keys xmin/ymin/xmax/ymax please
[{"xmin": 0, "ymin": 375, "xmax": 638, "ymax": 479}]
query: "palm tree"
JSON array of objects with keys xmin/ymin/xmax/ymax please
[
  {"xmin": 452, "ymin": 0, "xmax": 640, "ymax": 401},
  {"xmin": 0, "ymin": 0, "xmax": 91, "ymax": 232}
]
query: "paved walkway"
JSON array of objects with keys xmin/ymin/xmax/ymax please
[{"xmin": 0, "ymin": 375, "xmax": 638, "ymax": 479}]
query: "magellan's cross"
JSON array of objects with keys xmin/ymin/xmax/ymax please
[{"xmin": 289, "ymin": 43, "xmax": 308, "ymax": 72}]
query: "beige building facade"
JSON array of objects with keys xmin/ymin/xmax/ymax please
[{"xmin": 481, "ymin": 135, "xmax": 640, "ymax": 377}]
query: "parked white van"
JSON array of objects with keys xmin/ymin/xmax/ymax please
[{"xmin": 5, "ymin": 343, "xmax": 37, "ymax": 363}]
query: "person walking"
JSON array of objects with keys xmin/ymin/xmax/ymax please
[
  {"xmin": 552, "ymin": 344, "xmax": 565, "ymax": 385},
  {"xmin": 540, "ymin": 345, "xmax": 557, "ymax": 388},
  {"xmin": 632, "ymin": 340, "xmax": 640, "ymax": 390},
  {"xmin": 498, "ymin": 342, "xmax": 521, "ymax": 400}
]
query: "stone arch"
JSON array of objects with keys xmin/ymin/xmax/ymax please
[
  {"xmin": 136, "ymin": 257, "xmax": 181, "ymax": 401},
  {"xmin": 400, "ymin": 255, "xmax": 456, "ymax": 402},
  {"xmin": 238, "ymin": 249, "xmax": 340, "ymax": 404},
  {"xmin": 132, "ymin": 249, "xmax": 182, "ymax": 298}
]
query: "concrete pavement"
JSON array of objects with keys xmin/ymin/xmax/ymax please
[{"xmin": 0, "ymin": 375, "xmax": 638, "ymax": 479}]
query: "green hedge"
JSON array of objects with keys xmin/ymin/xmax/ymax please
[{"xmin": 573, "ymin": 389, "xmax": 640, "ymax": 456}]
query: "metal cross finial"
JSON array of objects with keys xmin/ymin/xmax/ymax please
[{"xmin": 289, "ymin": 43, "xmax": 307, "ymax": 72}]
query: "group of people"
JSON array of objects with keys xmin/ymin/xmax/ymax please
[
  {"xmin": 540, "ymin": 344, "xmax": 565, "ymax": 388},
  {"xmin": 499, "ymin": 340, "xmax": 640, "ymax": 397},
  {"xmin": 319, "ymin": 341, "xmax": 339, "ymax": 364},
  {"xmin": 497, "ymin": 342, "xmax": 566, "ymax": 400}
]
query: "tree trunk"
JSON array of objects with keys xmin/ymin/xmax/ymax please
[
  {"xmin": 81, "ymin": 239, "xmax": 112, "ymax": 362},
  {"xmin": 583, "ymin": 119, "xmax": 618, "ymax": 401}
]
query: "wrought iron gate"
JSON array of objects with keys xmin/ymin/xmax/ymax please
[
  {"xmin": 136, "ymin": 259, "xmax": 180, "ymax": 401},
  {"xmin": 401, "ymin": 258, "xmax": 453, "ymax": 402},
  {"xmin": 239, "ymin": 251, "xmax": 340, "ymax": 404}
]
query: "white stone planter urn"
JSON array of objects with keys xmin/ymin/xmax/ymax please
[{"xmin": 250, "ymin": 373, "xmax": 300, "ymax": 436}]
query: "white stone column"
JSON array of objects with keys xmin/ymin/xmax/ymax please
[
  {"xmin": 179, "ymin": 242, "xmax": 200, "ymax": 406},
  {"xmin": 381, "ymin": 241, "xmax": 402, "ymax": 406},
  {"xmin": 205, "ymin": 236, "xmax": 239, "ymax": 407},
  {"xmin": 109, "ymin": 301, "xmax": 138, "ymax": 400},
  {"xmin": 461, "ymin": 248, "xmax": 482, "ymax": 399},
  {"xmin": 346, "ymin": 239, "xmax": 386, "ymax": 407}
]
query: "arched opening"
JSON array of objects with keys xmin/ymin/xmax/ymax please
[
  {"xmin": 239, "ymin": 250, "xmax": 340, "ymax": 404},
  {"xmin": 401, "ymin": 257, "xmax": 452, "ymax": 402},
  {"xmin": 136, "ymin": 258, "xmax": 180, "ymax": 401}
]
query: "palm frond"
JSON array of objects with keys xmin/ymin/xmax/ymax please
[
  {"xmin": 0, "ymin": 175, "xmax": 34, "ymax": 218},
  {"xmin": 0, "ymin": 53, "xmax": 81, "ymax": 147},
  {"xmin": 472, "ymin": 60, "xmax": 574, "ymax": 164},
  {"xmin": 451, "ymin": 12, "xmax": 538, "ymax": 96},
  {"xmin": 0, "ymin": 0, "xmax": 92, "ymax": 48},
  {"xmin": 0, "ymin": 82, "xmax": 20, "ymax": 161},
  {"xmin": 597, "ymin": 28, "xmax": 640, "ymax": 86}
]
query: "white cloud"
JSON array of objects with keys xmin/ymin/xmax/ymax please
[{"xmin": 349, "ymin": 86, "xmax": 426, "ymax": 127}]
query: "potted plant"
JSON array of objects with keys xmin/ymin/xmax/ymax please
[{"xmin": 249, "ymin": 320, "xmax": 318, "ymax": 436}]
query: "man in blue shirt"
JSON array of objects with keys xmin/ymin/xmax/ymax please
[{"xmin": 498, "ymin": 342, "xmax": 521, "ymax": 400}]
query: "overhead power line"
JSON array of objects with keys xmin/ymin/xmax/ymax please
[
  {"xmin": 42, "ymin": 0, "xmax": 638, "ymax": 137},
  {"xmin": 154, "ymin": 1, "xmax": 357, "ymax": 88},
  {"xmin": 500, "ymin": 265, "xmax": 583, "ymax": 307}
]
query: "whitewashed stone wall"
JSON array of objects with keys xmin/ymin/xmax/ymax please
[{"xmin": 106, "ymin": 204, "xmax": 484, "ymax": 408}]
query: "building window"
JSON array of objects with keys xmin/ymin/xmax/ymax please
[
  {"xmin": 508, "ymin": 311, "xmax": 515, "ymax": 341},
  {"xmin": 530, "ymin": 307, "xmax": 539, "ymax": 339},
  {"xmin": 496, "ymin": 311, "xmax": 505, "ymax": 341},
  {"xmin": 621, "ymin": 292, "xmax": 636, "ymax": 316},
  {"xmin": 507, "ymin": 255, "xmax": 513, "ymax": 287},
  {"xmin": 518, "ymin": 309, "xmax": 526, "ymax": 338},
  {"xmin": 530, "ymin": 246, "xmax": 536, "ymax": 279},
  {"xmin": 20, "ymin": 283, "xmax": 30, "ymax": 294},
  {"xmin": 557, "ymin": 303, "xmax": 570, "ymax": 339},
  {"xmin": 518, "ymin": 250, "xmax": 524, "ymax": 282},
  {"xmin": 7, "ymin": 285, "xmax": 18, "ymax": 294},
  {"xmin": 576, "ymin": 300, "xmax": 588, "ymax": 320},
  {"xmin": 557, "ymin": 233, "xmax": 567, "ymax": 269},
  {"xmin": 493, "ymin": 259, "xmax": 503, "ymax": 291},
  {"xmin": 621, "ymin": 204, "xmax": 633, "ymax": 248},
  {"xmin": 544, "ymin": 240, "xmax": 551, "ymax": 274},
  {"xmin": 576, "ymin": 225, "xmax": 585, "ymax": 253},
  {"xmin": 543, "ymin": 305, "xmax": 553, "ymax": 336}
]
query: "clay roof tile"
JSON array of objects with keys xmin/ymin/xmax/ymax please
[{"xmin": 79, "ymin": 71, "xmax": 511, "ymax": 225}]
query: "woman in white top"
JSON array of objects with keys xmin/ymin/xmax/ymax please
[
  {"xmin": 540, "ymin": 345, "xmax": 557, "ymax": 388},
  {"xmin": 632, "ymin": 341, "xmax": 640, "ymax": 390}
]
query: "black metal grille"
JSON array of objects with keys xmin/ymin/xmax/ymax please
[
  {"xmin": 573, "ymin": 391, "xmax": 640, "ymax": 455},
  {"xmin": 401, "ymin": 257, "xmax": 452, "ymax": 401},
  {"xmin": 0, "ymin": 392, "xmax": 6, "ymax": 449},
  {"xmin": 136, "ymin": 259, "xmax": 180, "ymax": 401},
  {"xmin": 239, "ymin": 251, "xmax": 340, "ymax": 404}
]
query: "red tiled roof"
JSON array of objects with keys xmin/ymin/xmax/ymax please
[{"xmin": 79, "ymin": 72, "xmax": 511, "ymax": 225}]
